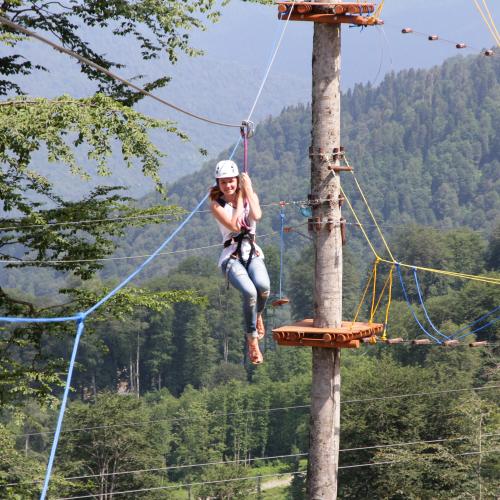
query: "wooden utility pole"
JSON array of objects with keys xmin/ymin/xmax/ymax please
[
  {"xmin": 272, "ymin": 4, "xmax": 382, "ymax": 498},
  {"xmin": 307, "ymin": 22, "xmax": 342, "ymax": 499}
]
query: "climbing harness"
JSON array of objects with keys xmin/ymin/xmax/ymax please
[
  {"xmin": 224, "ymin": 229, "xmax": 257, "ymax": 269},
  {"xmin": 217, "ymin": 197, "xmax": 258, "ymax": 272}
]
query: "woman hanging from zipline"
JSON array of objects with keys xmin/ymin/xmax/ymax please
[{"xmin": 210, "ymin": 160, "xmax": 270, "ymax": 364}]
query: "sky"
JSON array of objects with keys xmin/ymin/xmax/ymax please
[{"xmin": 190, "ymin": 0, "xmax": 499, "ymax": 90}]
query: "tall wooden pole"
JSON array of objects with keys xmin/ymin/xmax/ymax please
[{"xmin": 307, "ymin": 21, "xmax": 342, "ymax": 500}]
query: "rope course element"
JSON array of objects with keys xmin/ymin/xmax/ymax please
[
  {"xmin": 340, "ymin": 157, "xmax": 500, "ymax": 285},
  {"xmin": 272, "ymin": 202, "xmax": 290, "ymax": 307},
  {"xmin": 396, "ymin": 264, "xmax": 447, "ymax": 344},
  {"xmin": 413, "ymin": 268, "xmax": 500, "ymax": 342},
  {"xmin": 278, "ymin": 203, "xmax": 286, "ymax": 299},
  {"xmin": 0, "ymin": 7, "xmax": 294, "ymax": 497},
  {"xmin": 412, "ymin": 268, "xmax": 451, "ymax": 342},
  {"xmin": 338, "ymin": 154, "xmax": 499, "ymax": 344},
  {"xmin": 396, "ymin": 11, "xmax": 497, "ymax": 54},
  {"xmin": 0, "ymin": 16, "xmax": 242, "ymax": 128},
  {"xmin": 453, "ymin": 312, "xmax": 500, "ymax": 342}
]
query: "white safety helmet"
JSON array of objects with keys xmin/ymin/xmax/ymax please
[{"xmin": 215, "ymin": 160, "xmax": 239, "ymax": 179}]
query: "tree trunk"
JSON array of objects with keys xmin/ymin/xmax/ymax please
[{"xmin": 307, "ymin": 22, "xmax": 342, "ymax": 500}]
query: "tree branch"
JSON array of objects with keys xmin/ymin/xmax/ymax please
[{"xmin": 0, "ymin": 286, "xmax": 36, "ymax": 315}]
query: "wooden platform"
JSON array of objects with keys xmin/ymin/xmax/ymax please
[
  {"xmin": 272, "ymin": 319, "xmax": 384, "ymax": 349},
  {"xmin": 277, "ymin": 2, "xmax": 382, "ymax": 26}
]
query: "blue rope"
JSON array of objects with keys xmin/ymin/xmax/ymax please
[
  {"xmin": 454, "ymin": 314, "xmax": 500, "ymax": 341},
  {"xmin": 278, "ymin": 208, "xmax": 285, "ymax": 298},
  {"xmin": 395, "ymin": 264, "xmax": 442, "ymax": 344},
  {"xmin": 85, "ymin": 193, "xmax": 209, "ymax": 316},
  {"xmin": 450, "ymin": 305, "xmax": 500, "ymax": 339},
  {"xmin": 413, "ymin": 268, "xmax": 450, "ymax": 340},
  {"xmin": 40, "ymin": 316, "xmax": 85, "ymax": 500},
  {"xmin": 0, "ymin": 315, "xmax": 80, "ymax": 324},
  {"xmin": 413, "ymin": 269, "xmax": 499, "ymax": 342}
]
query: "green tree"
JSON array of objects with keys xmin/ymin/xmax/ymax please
[
  {"xmin": 0, "ymin": 423, "xmax": 45, "ymax": 498},
  {"xmin": 373, "ymin": 444, "xmax": 477, "ymax": 499},
  {"xmin": 56, "ymin": 392, "xmax": 170, "ymax": 498},
  {"xmin": 195, "ymin": 464, "xmax": 255, "ymax": 499},
  {"xmin": 0, "ymin": 0, "xmax": 225, "ymax": 411},
  {"xmin": 487, "ymin": 221, "xmax": 500, "ymax": 270},
  {"xmin": 0, "ymin": 1, "xmax": 221, "ymax": 99}
]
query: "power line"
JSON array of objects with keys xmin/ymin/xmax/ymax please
[
  {"xmin": 0, "ymin": 201, "xmax": 284, "ymax": 233},
  {"xmin": 0, "ymin": 213, "xmax": 179, "ymax": 232},
  {"xmin": 7, "ymin": 434, "xmax": 500, "ymax": 488},
  {"xmin": 0, "ymin": 17, "xmax": 242, "ymax": 128},
  {"xmin": 53, "ymin": 449, "xmax": 500, "ymax": 499},
  {"xmin": 17, "ymin": 385, "xmax": 500, "ymax": 438},
  {"xmin": 0, "ymin": 230, "xmax": 281, "ymax": 265}
]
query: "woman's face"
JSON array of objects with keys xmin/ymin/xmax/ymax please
[{"xmin": 218, "ymin": 176, "xmax": 238, "ymax": 197}]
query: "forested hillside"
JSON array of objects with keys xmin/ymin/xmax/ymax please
[
  {"xmin": 1, "ymin": 50, "xmax": 499, "ymax": 499},
  {"xmin": 93, "ymin": 50, "xmax": 500, "ymax": 284}
]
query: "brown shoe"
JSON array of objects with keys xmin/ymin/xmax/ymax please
[
  {"xmin": 256, "ymin": 314, "xmax": 265, "ymax": 340},
  {"xmin": 247, "ymin": 337, "xmax": 263, "ymax": 365}
]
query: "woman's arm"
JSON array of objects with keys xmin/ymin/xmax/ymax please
[
  {"xmin": 210, "ymin": 191, "xmax": 244, "ymax": 233},
  {"xmin": 240, "ymin": 173, "xmax": 262, "ymax": 221}
]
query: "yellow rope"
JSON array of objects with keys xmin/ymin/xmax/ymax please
[
  {"xmin": 371, "ymin": 266, "xmax": 392, "ymax": 323},
  {"xmin": 378, "ymin": 258, "xmax": 500, "ymax": 285},
  {"xmin": 381, "ymin": 265, "xmax": 394, "ymax": 341},
  {"xmin": 348, "ymin": 166, "xmax": 396, "ymax": 261},
  {"xmin": 366, "ymin": 0, "xmax": 385, "ymax": 25},
  {"xmin": 370, "ymin": 258, "xmax": 379, "ymax": 322},
  {"xmin": 471, "ymin": 0, "xmax": 500, "ymax": 46},
  {"xmin": 352, "ymin": 261, "xmax": 376, "ymax": 328},
  {"xmin": 340, "ymin": 186, "xmax": 381, "ymax": 260},
  {"xmin": 481, "ymin": 0, "xmax": 500, "ymax": 44},
  {"xmin": 373, "ymin": 0, "xmax": 385, "ymax": 19}
]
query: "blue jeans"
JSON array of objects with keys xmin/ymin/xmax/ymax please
[{"xmin": 222, "ymin": 256, "xmax": 270, "ymax": 338}]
